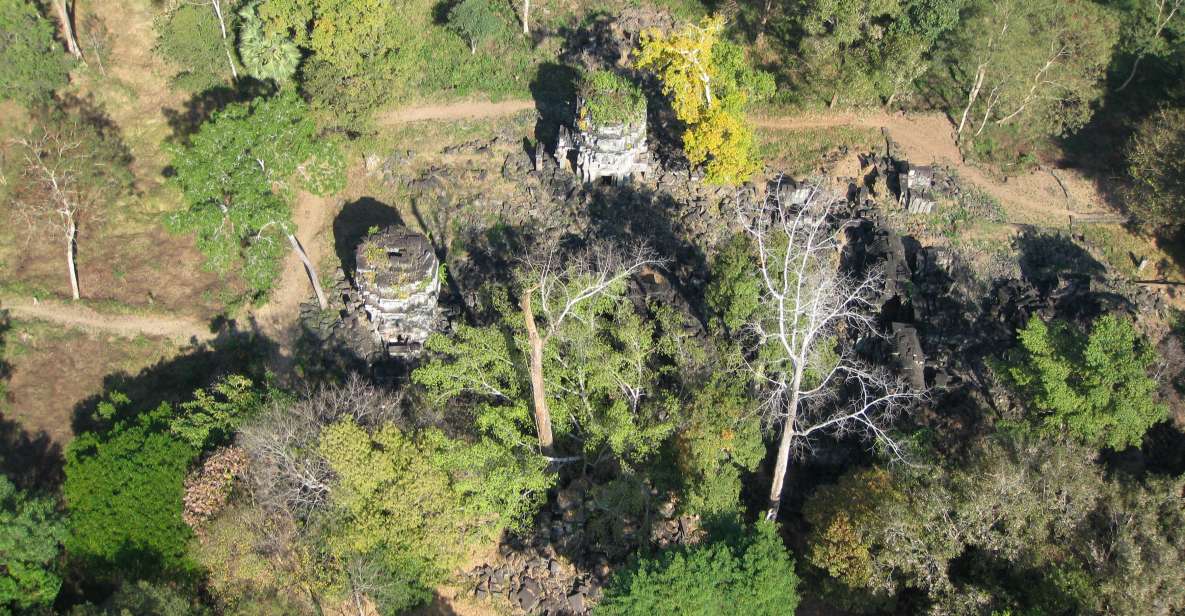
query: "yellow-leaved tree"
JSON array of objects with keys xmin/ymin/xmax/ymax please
[{"xmin": 636, "ymin": 16, "xmax": 773, "ymax": 185}]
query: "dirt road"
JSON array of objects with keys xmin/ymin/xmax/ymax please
[
  {"xmin": 5, "ymin": 102, "xmax": 1113, "ymax": 346},
  {"xmin": 2, "ymin": 296, "xmax": 215, "ymax": 342}
]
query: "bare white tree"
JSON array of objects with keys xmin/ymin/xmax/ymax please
[
  {"xmin": 11, "ymin": 122, "xmax": 124, "ymax": 301},
  {"xmin": 518, "ymin": 239, "xmax": 665, "ymax": 457},
  {"xmin": 738, "ymin": 179, "xmax": 923, "ymax": 521}
]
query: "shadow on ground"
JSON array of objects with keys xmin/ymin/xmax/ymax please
[{"xmin": 333, "ymin": 197, "xmax": 406, "ymax": 281}]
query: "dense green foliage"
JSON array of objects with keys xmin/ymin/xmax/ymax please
[
  {"xmin": 237, "ymin": 2, "xmax": 301, "ymax": 83},
  {"xmin": 579, "ymin": 70, "xmax": 647, "ymax": 128},
  {"xmin": 166, "ymin": 91, "xmax": 343, "ymax": 299},
  {"xmin": 0, "ymin": 475, "xmax": 66, "ymax": 612},
  {"xmin": 319, "ymin": 417, "xmax": 549, "ymax": 612},
  {"xmin": 0, "ymin": 0, "xmax": 71, "ymax": 106},
  {"xmin": 64, "ymin": 395, "xmax": 196, "ymax": 579},
  {"xmin": 1124, "ymin": 107, "xmax": 1185, "ymax": 230},
  {"xmin": 803, "ymin": 435, "xmax": 1185, "ymax": 614},
  {"xmin": 1002, "ymin": 314, "xmax": 1166, "ymax": 450},
  {"xmin": 597, "ymin": 521, "xmax": 800, "ymax": 615},
  {"xmin": 169, "ymin": 375, "xmax": 263, "ymax": 450},
  {"xmin": 415, "ymin": 284, "xmax": 681, "ymax": 466}
]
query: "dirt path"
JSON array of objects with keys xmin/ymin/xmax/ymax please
[
  {"xmin": 752, "ymin": 111, "xmax": 1110, "ymax": 223},
  {"xmin": 377, "ymin": 99, "xmax": 538, "ymax": 125},
  {"xmin": 2, "ymin": 297, "xmax": 215, "ymax": 342},
  {"xmin": 4, "ymin": 103, "xmax": 1113, "ymax": 348},
  {"xmin": 248, "ymin": 192, "xmax": 336, "ymax": 368}
]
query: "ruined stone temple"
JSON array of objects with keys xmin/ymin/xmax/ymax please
[
  {"xmin": 353, "ymin": 226, "xmax": 441, "ymax": 357},
  {"xmin": 899, "ymin": 164, "xmax": 937, "ymax": 214},
  {"xmin": 555, "ymin": 71, "xmax": 654, "ymax": 185}
]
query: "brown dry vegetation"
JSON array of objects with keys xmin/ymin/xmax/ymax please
[
  {"xmin": 0, "ymin": 0, "xmax": 240, "ymax": 317},
  {"xmin": 1, "ymin": 318, "xmax": 177, "ymax": 443}
]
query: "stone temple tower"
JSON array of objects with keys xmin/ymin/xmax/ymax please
[
  {"xmin": 353, "ymin": 226, "xmax": 441, "ymax": 357},
  {"xmin": 554, "ymin": 70, "xmax": 654, "ymax": 185}
]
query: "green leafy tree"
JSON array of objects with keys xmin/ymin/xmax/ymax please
[
  {"xmin": 803, "ymin": 435, "xmax": 1185, "ymax": 614},
  {"xmin": 0, "ymin": 0, "xmax": 72, "ymax": 106},
  {"xmin": 64, "ymin": 394, "xmax": 196, "ymax": 578},
  {"xmin": 1106, "ymin": 0, "xmax": 1185, "ymax": 90},
  {"xmin": 705, "ymin": 234, "xmax": 762, "ymax": 336},
  {"xmin": 950, "ymin": 0, "xmax": 1118, "ymax": 139},
  {"xmin": 447, "ymin": 0, "xmax": 503, "ymax": 55},
  {"xmin": 166, "ymin": 90, "xmax": 344, "ymax": 301},
  {"xmin": 635, "ymin": 16, "xmax": 773, "ymax": 185},
  {"xmin": 237, "ymin": 2, "xmax": 300, "ymax": 82},
  {"xmin": 597, "ymin": 521, "xmax": 800, "ymax": 615},
  {"xmin": 67, "ymin": 580, "xmax": 212, "ymax": 616},
  {"xmin": 414, "ymin": 271, "xmax": 679, "ymax": 466},
  {"xmin": 1002, "ymin": 314, "xmax": 1166, "ymax": 450},
  {"xmin": 170, "ymin": 375, "xmax": 263, "ymax": 451},
  {"xmin": 1123, "ymin": 107, "xmax": 1185, "ymax": 230},
  {"xmin": 319, "ymin": 417, "xmax": 548, "ymax": 613},
  {"xmin": 674, "ymin": 373, "xmax": 764, "ymax": 519},
  {"xmin": 0, "ymin": 476, "xmax": 66, "ymax": 613}
]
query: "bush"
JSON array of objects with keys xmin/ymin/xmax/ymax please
[
  {"xmin": 155, "ymin": 3, "xmax": 238, "ymax": 92},
  {"xmin": 0, "ymin": 475, "xmax": 66, "ymax": 612},
  {"xmin": 579, "ymin": 70, "xmax": 646, "ymax": 128},
  {"xmin": 597, "ymin": 522, "xmax": 801, "ymax": 615},
  {"xmin": 0, "ymin": 0, "xmax": 72, "ymax": 106},
  {"xmin": 447, "ymin": 0, "xmax": 504, "ymax": 55}
]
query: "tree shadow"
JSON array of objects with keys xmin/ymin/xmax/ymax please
[
  {"xmin": 0, "ymin": 414, "xmax": 63, "ymax": 492},
  {"xmin": 586, "ymin": 184, "xmax": 710, "ymax": 325},
  {"xmin": 70, "ymin": 318, "xmax": 277, "ymax": 437},
  {"xmin": 0, "ymin": 308, "xmax": 64, "ymax": 491},
  {"xmin": 332, "ymin": 198, "xmax": 405, "ymax": 283},
  {"xmin": 162, "ymin": 79, "xmax": 275, "ymax": 144}
]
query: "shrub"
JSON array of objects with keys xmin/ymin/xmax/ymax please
[
  {"xmin": 447, "ymin": 0, "xmax": 504, "ymax": 55},
  {"xmin": 155, "ymin": 3, "xmax": 239, "ymax": 91},
  {"xmin": 579, "ymin": 70, "xmax": 646, "ymax": 128},
  {"xmin": 237, "ymin": 2, "xmax": 300, "ymax": 83},
  {"xmin": 0, "ymin": 475, "xmax": 66, "ymax": 612},
  {"xmin": 0, "ymin": 0, "xmax": 72, "ymax": 106},
  {"xmin": 597, "ymin": 521, "xmax": 801, "ymax": 615}
]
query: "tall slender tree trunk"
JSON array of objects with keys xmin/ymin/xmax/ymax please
[
  {"xmin": 210, "ymin": 0, "xmax": 239, "ymax": 80},
  {"xmin": 755, "ymin": 0, "xmax": 774, "ymax": 45},
  {"xmin": 957, "ymin": 65, "xmax": 986, "ymax": 137},
  {"xmin": 287, "ymin": 233, "xmax": 328, "ymax": 310},
  {"xmin": 520, "ymin": 290, "xmax": 554, "ymax": 456},
  {"xmin": 66, "ymin": 216, "xmax": 79, "ymax": 300},
  {"xmin": 522, "ymin": 0, "xmax": 530, "ymax": 34},
  {"xmin": 56, "ymin": 0, "xmax": 82, "ymax": 58},
  {"xmin": 766, "ymin": 373, "xmax": 803, "ymax": 521}
]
